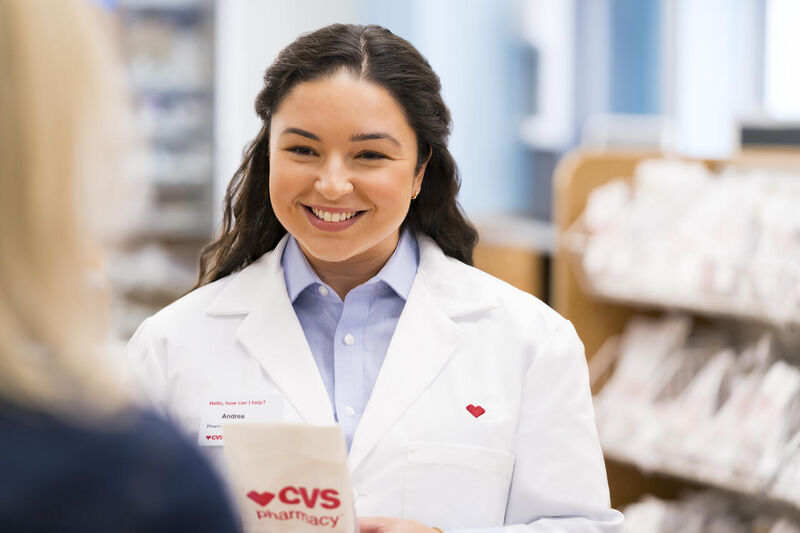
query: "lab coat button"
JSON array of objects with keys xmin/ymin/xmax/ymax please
[
  {"xmin": 344, "ymin": 334, "xmax": 355, "ymax": 346},
  {"xmin": 318, "ymin": 285, "xmax": 329, "ymax": 296},
  {"xmin": 343, "ymin": 406, "xmax": 356, "ymax": 417}
]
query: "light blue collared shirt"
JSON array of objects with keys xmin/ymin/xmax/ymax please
[{"xmin": 281, "ymin": 230, "xmax": 419, "ymax": 449}]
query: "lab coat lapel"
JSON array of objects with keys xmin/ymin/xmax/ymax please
[
  {"xmin": 209, "ymin": 237, "xmax": 334, "ymax": 425},
  {"xmin": 348, "ymin": 265, "xmax": 461, "ymax": 473}
]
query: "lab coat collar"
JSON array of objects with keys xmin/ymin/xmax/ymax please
[
  {"xmin": 205, "ymin": 236, "xmax": 292, "ymax": 316},
  {"xmin": 415, "ymin": 234, "xmax": 500, "ymax": 317},
  {"xmin": 205, "ymin": 233, "xmax": 500, "ymax": 470},
  {"xmin": 207, "ymin": 234, "xmax": 335, "ymax": 425}
]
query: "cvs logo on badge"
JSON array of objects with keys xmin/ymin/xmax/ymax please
[
  {"xmin": 206, "ymin": 434, "xmax": 223, "ymax": 441},
  {"xmin": 247, "ymin": 486, "xmax": 340, "ymax": 509}
]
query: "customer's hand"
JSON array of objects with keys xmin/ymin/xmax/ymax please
[{"xmin": 359, "ymin": 517, "xmax": 440, "ymax": 533}]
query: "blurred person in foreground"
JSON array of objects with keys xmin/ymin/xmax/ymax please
[{"xmin": 0, "ymin": 1, "xmax": 237, "ymax": 531}]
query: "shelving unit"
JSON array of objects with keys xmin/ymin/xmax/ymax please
[
  {"xmin": 601, "ymin": 444, "xmax": 800, "ymax": 523},
  {"xmin": 562, "ymin": 226, "xmax": 800, "ymax": 330},
  {"xmin": 552, "ymin": 149, "xmax": 800, "ymax": 517},
  {"xmin": 111, "ymin": 0, "xmax": 215, "ymax": 338}
]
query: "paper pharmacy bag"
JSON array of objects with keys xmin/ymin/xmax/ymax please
[{"xmin": 222, "ymin": 422, "xmax": 356, "ymax": 533}]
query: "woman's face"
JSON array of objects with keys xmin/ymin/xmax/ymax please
[{"xmin": 268, "ymin": 71, "xmax": 425, "ymax": 270}]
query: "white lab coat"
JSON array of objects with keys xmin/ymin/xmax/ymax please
[{"xmin": 127, "ymin": 234, "xmax": 625, "ymax": 532}]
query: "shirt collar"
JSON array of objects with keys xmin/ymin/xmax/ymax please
[
  {"xmin": 281, "ymin": 229, "xmax": 419, "ymax": 302},
  {"xmin": 282, "ymin": 235, "xmax": 321, "ymax": 303},
  {"xmin": 376, "ymin": 229, "xmax": 419, "ymax": 300}
]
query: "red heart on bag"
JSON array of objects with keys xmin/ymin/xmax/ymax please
[
  {"xmin": 247, "ymin": 490, "xmax": 275, "ymax": 507},
  {"xmin": 466, "ymin": 404, "xmax": 485, "ymax": 418},
  {"xmin": 206, "ymin": 435, "xmax": 212, "ymax": 440}
]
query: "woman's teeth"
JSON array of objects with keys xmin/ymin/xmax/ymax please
[{"xmin": 310, "ymin": 207, "xmax": 358, "ymax": 222}]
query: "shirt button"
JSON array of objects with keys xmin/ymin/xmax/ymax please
[
  {"xmin": 344, "ymin": 334, "xmax": 355, "ymax": 346},
  {"xmin": 343, "ymin": 406, "xmax": 356, "ymax": 417},
  {"xmin": 318, "ymin": 285, "xmax": 329, "ymax": 296}
]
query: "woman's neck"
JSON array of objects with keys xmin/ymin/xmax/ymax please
[{"xmin": 301, "ymin": 235, "xmax": 400, "ymax": 300}]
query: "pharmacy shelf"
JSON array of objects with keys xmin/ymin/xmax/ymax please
[
  {"xmin": 562, "ymin": 222, "xmax": 800, "ymax": 330},
  {"xmin": 111, "ymin": 1, "xmax": 214, "ymax": 338},
  {"xmin": 552, "ymin": 149, "xmax": 800, "ymax": 510},
  {"xmin": 128, "ymin": 224, "xmax": 211, "ymax": 243},
  {"xmin": 602, "ymin": 445, "xmax": 800, "ymax": 522}
]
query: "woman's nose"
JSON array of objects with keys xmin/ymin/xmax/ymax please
[{"xmin": 314, "ymin": 158, "xmax": 354, "ymax": 199}]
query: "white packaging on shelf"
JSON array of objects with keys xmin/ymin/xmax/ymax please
[
  {"xmin": 568, "ymin": 159, "xmax": 800, "ymax": 327},
  {"xmin": 596, "ymin": 315, "xmax": 800, "ymax": 499},
  {"xmin": 594, "ymin": 315, "xmax": 693, "ymax": 456},
  {"xmin": 734, "ymin": 360, "xmax": 800, "ymax": 483},
  {"xmin": 623, "ymin": 490, "xmax": 800, "ymax": 533}
]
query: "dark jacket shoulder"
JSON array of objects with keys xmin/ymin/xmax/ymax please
[{"xmin": 0, "ymin": 402, "xmax": 238, "ymax": 533}]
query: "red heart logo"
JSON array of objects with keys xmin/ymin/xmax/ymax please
[
  {"xmin": 247, "ymin": 490, "xmax": 275, "ymax": 507},
  {"xmin": 466, "ymin": 404, "xmax": 485, "ymax": 418},
  {"xmin": 206, "ymin": 435, "xmax": 212, "ymax": 440}
]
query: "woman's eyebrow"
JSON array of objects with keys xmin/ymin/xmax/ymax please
[
  {"xmin": 350, "ymin": 132, "xmax": 401, "ymax": 146},
  {"xmin": 282, "ymin": 127, "xmax": 320, "ymax": 141}
]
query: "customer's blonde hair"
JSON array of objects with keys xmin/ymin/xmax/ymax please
[{"xmin": 0, "ymin": 0, "xmax": 131, "ymax": 412}]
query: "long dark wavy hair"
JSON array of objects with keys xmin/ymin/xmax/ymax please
[{"xmin": 196, "ymin": 23, "xmax": 478, "ymax": 287}]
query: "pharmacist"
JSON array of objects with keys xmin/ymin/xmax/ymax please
[{"xmin": 127, "ymin": 23, "xmax": 624, "ymax": 533}]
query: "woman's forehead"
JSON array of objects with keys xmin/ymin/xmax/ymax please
[{"xmin": 272, "ymin": 72, "xmax": 415, "ymax": 142}]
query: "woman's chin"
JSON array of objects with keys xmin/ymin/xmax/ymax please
[{"xmin": 296, "ymin": 241, "xmax": 360, "ymax": 265}]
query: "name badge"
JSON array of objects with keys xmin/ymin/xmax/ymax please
[{"xmin": 199, "ymin": 395, "xmax": 283, "ymax": 447}]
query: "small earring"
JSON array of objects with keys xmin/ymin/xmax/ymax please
[{"xmin": 411, "ymin": 190, "xmax": 419, "ymax": 200}]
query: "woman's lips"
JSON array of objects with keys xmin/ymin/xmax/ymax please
[{"xmin": 303, "ymin": 205, "xmax": 366, "ymax": 231}]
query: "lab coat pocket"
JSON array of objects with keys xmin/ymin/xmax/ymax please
[{"xmin": 404, "ymin": 442, "xmax": 515, "ymax": 529}]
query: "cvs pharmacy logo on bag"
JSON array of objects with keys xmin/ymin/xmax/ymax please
[
  {"xmin": 247, "ymin": 486, "xmax": 341, "ymax": 509},
  {"xmin": 246, "ymin": 487, "xmax": 344, "ymax": 528}
]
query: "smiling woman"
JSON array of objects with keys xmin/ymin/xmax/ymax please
[{"xmin": 127, "ymin": 23, "xmax": 625, "ymax": 533}]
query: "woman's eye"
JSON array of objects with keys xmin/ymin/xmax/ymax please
[
  {"xmin": 287, "ymin": 146, "xmax": 316, "ymax": 156},
  {"xmin": 358, "ymin": 151, "xmax": 387, "ymax": 160}
]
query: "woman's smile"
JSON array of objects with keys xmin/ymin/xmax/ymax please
[{"xmin": 303, "ymin": 204, "xmax": 367, "ymax": 231}]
